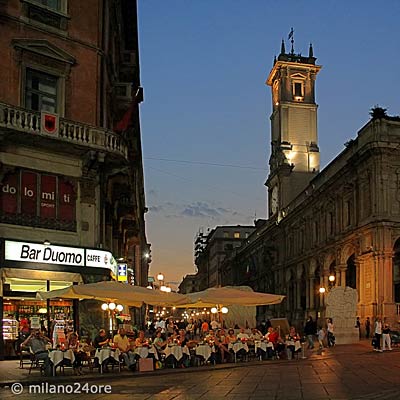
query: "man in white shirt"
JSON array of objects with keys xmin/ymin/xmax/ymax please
[
  {"xmin": 113, "ymin": 329, "xmax": 136, "ymax": 370},
  {"xmin": 237, "ymin": 328, "xmax": 250, "ymax": 340}
]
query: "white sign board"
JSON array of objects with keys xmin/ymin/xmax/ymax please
[
  {"xmin": 5, "ymin": 241, "xmax": 84, "ymax": 267},
  {"xmin": 86, "ymin": 249, "xmax": 117, "ymax": 273}
]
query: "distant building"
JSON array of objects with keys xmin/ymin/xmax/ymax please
[
  {"xmin": 178, "ymin": 274, "xmax": 200, "ymax": 294},
  {"xmin": 192, "ymin": 225, "xmax": 256, "ymax": 290}
]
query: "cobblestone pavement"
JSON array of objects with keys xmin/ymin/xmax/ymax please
[{"xmin": 0, "ymin": 343, "xmax": 399, "ymax": 399}]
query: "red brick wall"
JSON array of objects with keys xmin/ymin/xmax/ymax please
[{"xmin": 0, "ymin": 0, "xmax": 102, "ymax": 126}]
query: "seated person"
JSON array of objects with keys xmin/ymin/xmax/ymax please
[
  {"xmin": 135, "ymin": 330, "xmax": 148, "ymax": 347},
  {"xmin": 215, "ymin": 329, "xmax": 230, "ymax": 363},
  {"xmin": 67, "ymin": 332, "xmax": 85, "ymax": 375},
  {"xmin": 113, "ymin": 328, "xmax": 136, "ymax": 370},
  {"xmin": 177, "ymin": 329, "xmax": 189, "ymax": 368},
  {"xmin": 153, "ymin": 330, "xmax": 167, "ymax": 351},
  {"xmin": 250, "ymin": 328, "xmax": 263, "ymax": 341},
  {"xmin": 93, "ymin": 329, "xmax": 109, "ymax": 348},
  {"xmin": 22, "ymin": 329, "xmax": 52, "ymax": 376},
  {"xmin": 166, "ymin": 331, "xmax": 179, "ymax": 345},
  {"xmin": 286, "ymin": 326, "xmax": 301, "ymax": 359},
  {"xmin": 177, "ymin": 329, "xmax": 188, "ymax": 347},
  {"xmin": 226, "ymin": 329, "xmax": 237, "ymax": 344},
  {"xmin": 204, "ymin": 329, "xmax": 216, "ymax": 345},
  {"xmin": 237, "ymin": 327, "xmax": 250, "ymax": 341},
  {"xmin": 265, "ymin": 327, "xmax": 284, "ymax": 359}
]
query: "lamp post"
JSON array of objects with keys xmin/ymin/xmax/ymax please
[
  {"xmin": 211, "ymin": 305, "xmax": 229, "ymax": 327},
  {"xmin": 318, "ymin": 274, "xmax": 336, "ymax": 319},
  {"xmin": 101, "ymin": 302, "xmax": 124, "ymax": 334}
]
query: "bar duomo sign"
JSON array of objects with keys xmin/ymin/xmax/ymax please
[{"xmin": 4, "ymin": 241, "xmax": 118, "ymax": 274}]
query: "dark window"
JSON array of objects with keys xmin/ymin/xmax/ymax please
[
  {"xmin": 294, "ymin": 82, "xmax": 303, "ymax": 97},
  {"xmin": 25, "ymin": 69, "xmax": 58, "ymax": 113},
  {"xmin": 37, "ymin": 0, "xmax": 62, "ymax": 11}
]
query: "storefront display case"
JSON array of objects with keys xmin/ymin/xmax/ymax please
[{"xmin": 3, "ymin": 319, "xmax": 18, "ymax": 340}]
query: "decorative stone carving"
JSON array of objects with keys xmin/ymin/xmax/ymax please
[{"xmin": 326, "ymin": 286, "xmax": 359, "ymax": 344}]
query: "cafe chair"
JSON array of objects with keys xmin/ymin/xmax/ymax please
[
  {"xmin": 19, "ymin": 346, "xmax": 31, "ymax": 369},
  {"xmin": 28, "ymin": 350, "xmax": 45, "ymax": 375}
]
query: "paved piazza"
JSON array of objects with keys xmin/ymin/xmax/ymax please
[{"xmin": 1, "ymin": 345, "xmax": 399, "ymax": 399}]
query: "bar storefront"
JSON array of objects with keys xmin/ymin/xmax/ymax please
[{"xmin": 0, "ymin": 239, "xmax": 118, "ymax": 359}]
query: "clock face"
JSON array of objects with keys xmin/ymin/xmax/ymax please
[{"xmin": 271, "ymin": 186, "xmax": 279, "ymax": 215}]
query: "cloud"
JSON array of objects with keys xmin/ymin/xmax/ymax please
[
  {"xmin": 180, "ymin": 201, "xmax": 229, "ymax": 219},
  {"xmin": 148, "ymin": 200, "xmax": 249, "ymax": 222},
  {"xmin": 149, "ymin": 205, "xmax": 164, "ymax": 213}
]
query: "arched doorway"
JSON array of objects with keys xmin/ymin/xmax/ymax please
[
  {"xmin": 394, "ymin": 238, "xmax": 400, "ymax": 303},
  {"xmin": 346, "ymin": 254, "xmax": 357, "ymax": 289}
]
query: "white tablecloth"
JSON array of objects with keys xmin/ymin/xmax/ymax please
[
  {"xmin": 286, "ymin": 340, "xmax": 302, "ymax": 351},
  {"xmin": 163, "ymin": 345, "xmax": 190, "ymax": 361},
  {"xmin": 94, "ymin": 348, "xmax": 121, "ymax": 364},
  {"xmin": 195, "ymin": 344, "xmax": 214, "ymax": 361},
  {"xmin": 254, "ymin": 341, "xmax": 268, "ymax": 353},
  {"xmin": 228, "ymin": 342, "xmax": 249, "ymax": 354},
  {"xmin": 49, "ymin": 349, "xmax": 75, "ymax": 367},
  {"xmin": 134, "ymin": 345, "xmax": 159, "ymax": 360}
]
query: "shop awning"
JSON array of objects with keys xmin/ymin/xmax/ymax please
[
  {"xmin": 175, "ymin": 286, "xmax": 285, "ymax": 308},
  {"xmin": 37, "ymin": 281, "xmax": 191, "ymax": 307},
  {"xmin": 1, "ymin": 268, "xmax": 83, "ymax": 283}
]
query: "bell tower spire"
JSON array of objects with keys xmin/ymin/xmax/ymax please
[{"xmin": 265, "ymin": 36, "xmax": 322, "ymax": 218}]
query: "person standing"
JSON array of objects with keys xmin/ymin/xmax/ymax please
[
  {"xmin": 382, "ymin": 323, "xmax": 392, "ymax": 351},
  {"xmin": 304, "ymin": 316, "xmax": 315, "ymax": 349},
  {"xmin": 365, "ymin": 317, "xmax": 371, "ymax": 339},
  {"xmin": 373, "ymin": 317, "xmax": 383, "ymax": 352},
  {"xmin": 355, "ymin": 317, "xmax": 361, "ymax": 340}
]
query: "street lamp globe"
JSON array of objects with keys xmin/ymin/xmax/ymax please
[
  {"xmin": 165, "ymin": 286, "xmax": 172, "ymax": 293},
  {"xmin": 221, "ymin": 307, "xmax": 229, "ymax": 314},
  {"xmin": 101, "ymin": 303, "xmax": 109, "ymax": 311},
  {"xmin": 328, "ymin": 275, "xmax": 335, "ymax": 282},
  {"xmin": 160, "ymin": 285, "xmax": 167, "ymax": 292},
  {"xmin": 108, "ymin": 302, "xmax": 116, "ymax": 310},
  {"xmin": 319, "ymin": 287, "xmax": 326, "ymax": 294},
  {"xmin": 116, "ymin": 304, "xmax": 124, "ymax": 312},
  {"xmin": 211, "ymin": 307, "xmax": 218, "ymax": 314}
]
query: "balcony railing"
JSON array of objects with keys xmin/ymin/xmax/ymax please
[{"xmin": 0, "ymin": 102, "xmax": 128, "ymax": 159}]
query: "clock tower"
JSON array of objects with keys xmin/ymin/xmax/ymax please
[{"xmin": 266, "ymin": 36, "xmax": 322, "ymax": 218}]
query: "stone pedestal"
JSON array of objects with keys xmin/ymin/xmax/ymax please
[{"xmin": 326, "ymin": 286, "xmax": 359, "ymax": 344}]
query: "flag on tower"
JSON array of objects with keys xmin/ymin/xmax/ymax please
[{"xmin": 288, "ymin": 28, "xmax": 294, "ymax": 40}]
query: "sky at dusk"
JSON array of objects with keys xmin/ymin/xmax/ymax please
[{"xmin": 137, "ymin": 0, "xmax": 400, "ymax": 288}]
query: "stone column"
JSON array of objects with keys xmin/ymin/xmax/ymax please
[
  {"xmin": 340, "ymin": 266, "xmax": 347, "ymax": 287},
  {"xmin": 308, "ymin": 278, "xmax": 314, "ymax": 310},
  {"xmin": 296, "ymin": 279, "xmax": 301, "ymax": 311}
]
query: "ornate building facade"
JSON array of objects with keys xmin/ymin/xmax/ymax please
[
  {"xmin": 225, "ymin": 41, "xmax": 400, "ymax": 330},
  {"xmin": 0, "ymin": 0, "xmax": 149, "ymax": 358}
]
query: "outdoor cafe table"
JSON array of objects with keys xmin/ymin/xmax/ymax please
[
  {"xmin": 163, "ymin": 344, "xmax": 190, "ymax": 361},
  {"xmin": 134, "ymin": 345, "xmax": 159, "ymax": 360},
  {"xmin": 228, "ymin": 341, "xmax": 249, "ymax": 362},
  {"xmin": 195, "ymin": 344, "xmax": 215, "ymax": 362},
  {"xmin": 286, "ymin": 340, "xmax": 302, "ymax": 351},
  {"xmin": 49, "ymin": 349, "xmax": 75, "ymax": 376},
  {"xmin": 94, "ymin": 348, "xmax": 121, "ymax": 373}
]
